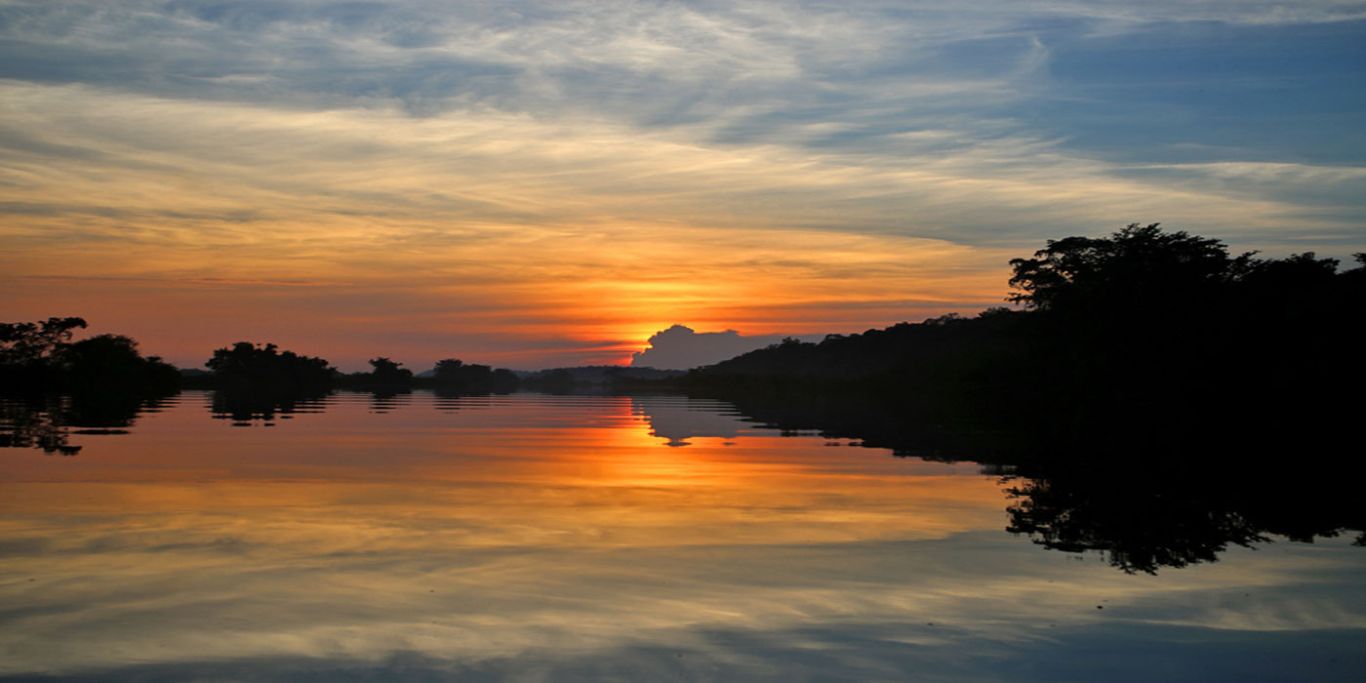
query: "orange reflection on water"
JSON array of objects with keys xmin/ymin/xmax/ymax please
[
  {"xmin": 0, "ymin": 392, "xmax": 1022, "ymax": 675},
  {"xmin": 0, "ymin": 393, "xmax": 1009, "ymax": 551}
]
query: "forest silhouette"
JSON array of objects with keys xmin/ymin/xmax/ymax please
[
  {"xmin": 0, "ymin": 317, "xmax": 179, "ymax": 395},
  {"xmin": 683, "ymin": 224, "xmax": 1364, "ymax": 457}
]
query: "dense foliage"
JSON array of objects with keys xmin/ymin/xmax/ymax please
[
  {"xmin": 1, "ymin": 317, "xmax": 178, "ymax": 394},
  {"xmin": 432, "ymin": 358, "xmax": 520, "ymax": 392},
  {"xmin": 689, "ymin": 224, "xmax": 1365, "ymax": 457},
  {"xmin": 205, "ymin": 342, "xmax": 336, "ymax": 392},
  {"xmin": 338, "ymin": 356, "xmax": 414, "ymax": 391}
]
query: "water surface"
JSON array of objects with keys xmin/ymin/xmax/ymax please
[{"xmin": 1, "ymin": 392, "xmax": 1362, "ymax": 681}]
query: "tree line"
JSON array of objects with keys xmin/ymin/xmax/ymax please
[
  {"xmin": 682, "ymin": 223, "xmax": 1365, "ymax": 459},
  {"xmin": 1, "ymin": 326, "xmax": 518, "ymax": 396},
  {"xmin": 0, "ymin": 318, "xmax": 179, "ymax": 395},
  {"xmin": 189, "ymin": 344, "xmax": 520, "ymax": 394}
]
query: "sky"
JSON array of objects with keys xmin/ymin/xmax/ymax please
[{"xmin": 2, "ymin": 1, "xmax": 1364, "ymax": 370}]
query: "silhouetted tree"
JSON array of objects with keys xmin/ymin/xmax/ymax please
[
  {"xmin": 432, "ymin": 358, "xmax": 487, "ymax": 384},
  {"xmin": 205, "ymin": 342, "xmax": 335, "ymax": 392},
  {"xmin": 0, "ymin": 317, "xmax": 89, "ymax": 388},
  {"xmin": 367, "ymin": 357, "xmax": 413, "ymax": 384},
  {"xmin": 687, "ymin": 221, "xmax": 1364, "ymax": 460},
  {"xmin": 434, "ymin": 358, "xmax": 462, "ymax": 372},
  {"xmin": 331, "ymin": 356, "xmax": 416, "ymax": 393},
  {"xmin": 62, "ymin": 335, "xmax": 179, "ymax": 394},
  {"xmin": 1, "ymin": 317, "xmax": 179, "ymax": 395},
  {"xmin": 1007, "ymin": 223, "xmax": 1243, "ymax": 313},
  {"xmin": 424, "ymin": 358, "xmax": 520, "ymax": 393},
  {"xmin": 0, "ymin": 317, "xmax": 87, "ymax": 366}
]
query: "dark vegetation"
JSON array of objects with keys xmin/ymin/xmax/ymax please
[
  {"xmin": 1, "ymin": 317, "xmax": 178, "ymax": 395},
  {"xmin": 685, "ymin": 224, "xmax": 1363, "ymax": 457},
  {"xmin": 201, "ymin": 342, "xmax": 334, "ymax": 393},
  {"xmin": 3, "ymin": 322, "xmax": 520, "ymax": 418},
  {"xmin": 428, "ymin": 358, "xmax": 519, "ymax": 392},
  {"xmin": 180, "ymin": 344, "xmax": 519, "ymax": 395},
  {"xmin": 338, "ymin": 357, "xmax": 414, "ymax": 393}
]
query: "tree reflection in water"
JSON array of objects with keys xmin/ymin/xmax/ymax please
[
  {"xmin": 679, "ymin": 390, "xmax": 1366, "ymax": 574},
  {"xmin": 209, "ymin": 390, "xmax": 332, "ymax": 426},
  {"xmin": 0, "ymin": 392, "xmax": 169, "ymax": 455}
]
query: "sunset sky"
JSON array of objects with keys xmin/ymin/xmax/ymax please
[{"xmin": 3, "ymin": 1, "xmax": 1364, "ymax": 370}]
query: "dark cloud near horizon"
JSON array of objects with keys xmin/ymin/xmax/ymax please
[{"xmin": 631, "ymin": 324, "xmax": 812, "ymax": 370}]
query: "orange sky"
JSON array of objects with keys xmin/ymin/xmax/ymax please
[
  {"xmin": 4, "ymin": 212, "xmax": 1011, "ymax": 369},
  {"xmin": 0, "ymin": 88, "xmax": 1018, "ymax": 369}
]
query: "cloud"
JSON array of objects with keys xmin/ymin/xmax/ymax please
[{"xmin": 630, "ymin": 324, "xmax": 795, "ymax": 370}]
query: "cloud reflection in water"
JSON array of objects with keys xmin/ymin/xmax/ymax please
[{"xmin": 0, "ymin": 392, "xmax": 1363, "ymax": 681}]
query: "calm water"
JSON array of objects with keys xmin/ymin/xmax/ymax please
[{"xmin": 1, "ymin": 391, "xmax": 1363, "ymax": 682}]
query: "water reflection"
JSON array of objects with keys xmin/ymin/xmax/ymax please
[
  {"xmin": 209, "ymin": 390, "xmax": 330, "ymax": 426},
  {"xmin": 690, "ymin": 390, "xmax": 1366, "ymax": 575},
  {"xmin": 632, "ymin": 395, "xmax": 749, "ymax": 447},
  {"xmin": 0, "ymin": 392, "xmax": 1363, "ymax": 681},
  {"xmin": 367, "ymin": 389, "xmax": 413, "ymax": 414},
  {"xmin": 0, "ymin": 393, "xmax": 171, "ymax": 454}
]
